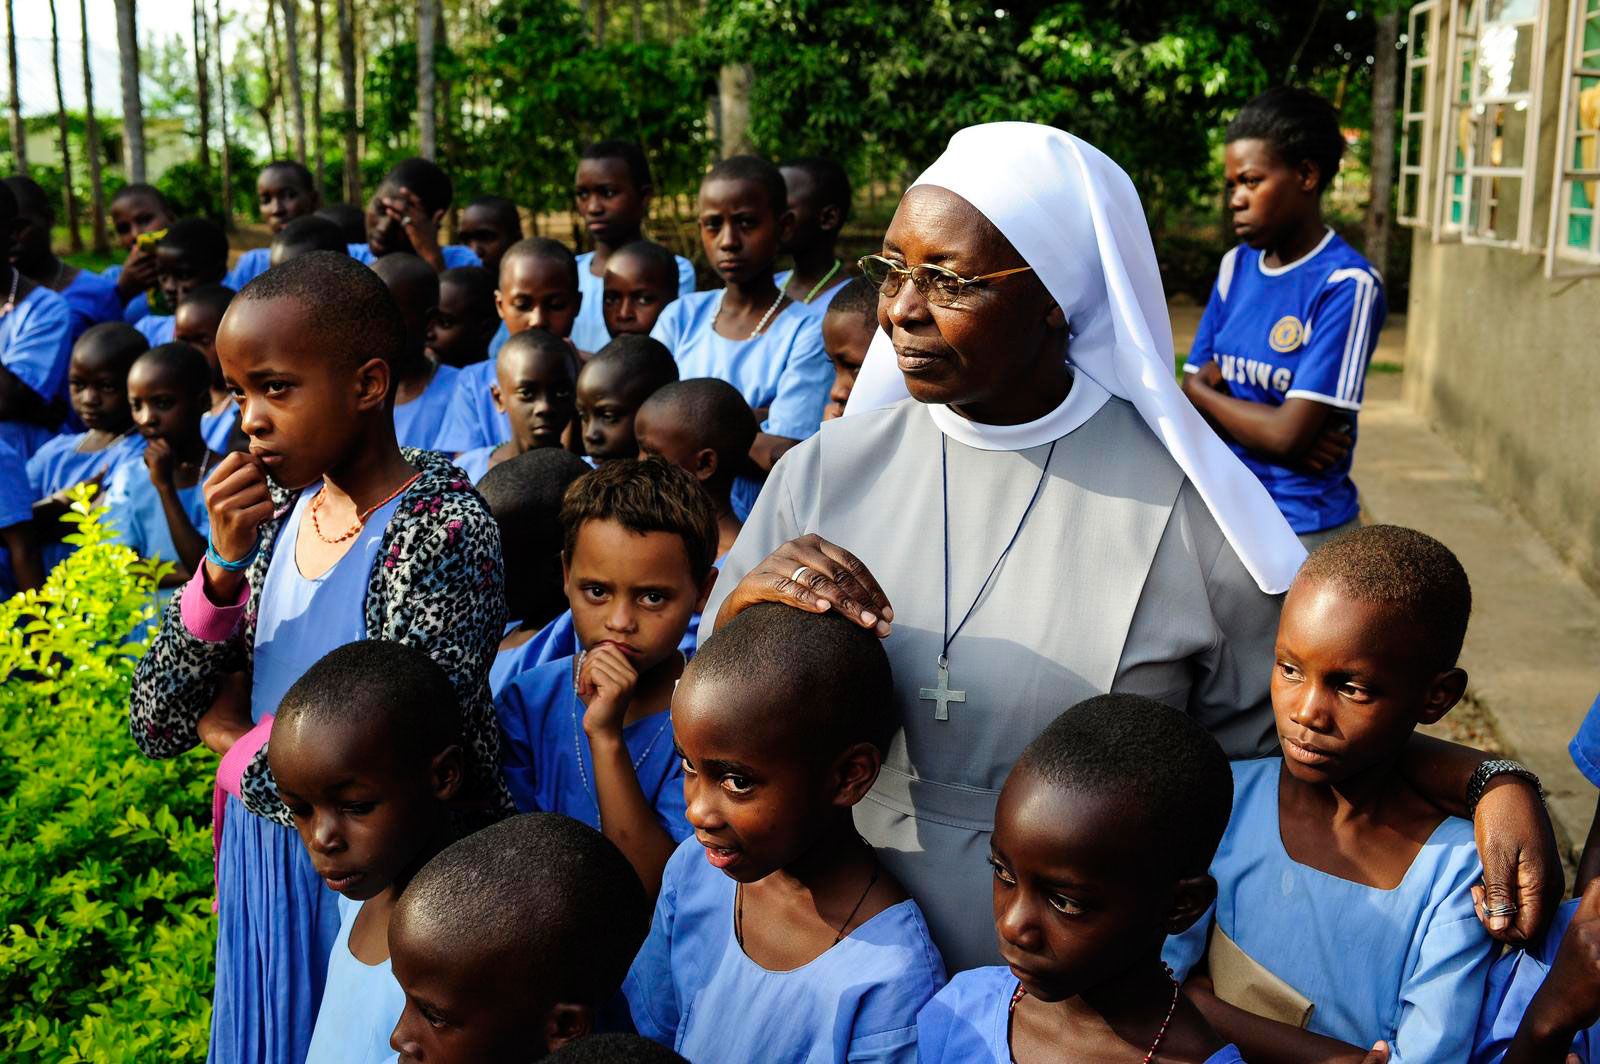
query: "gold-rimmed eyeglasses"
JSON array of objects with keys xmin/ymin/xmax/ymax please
[{"xmin": 857, "ymin": 254, "xmax": 1034, "ymax": 307}]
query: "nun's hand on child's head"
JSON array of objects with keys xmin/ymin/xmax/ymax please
[
  {"xmin": 203, "ymin": 452, "xmax": 275, "ymax": 563},
  {"xmin": 716, "ymin": 534, "xmax": 893, "ymax": 638},
  {"xmin": 1472, "ymin": 776, "xmax": 1563, "ymax": 944},
  {"xmin": 577, "ymin": 644, "xmax": 638, "ymax": 739}
]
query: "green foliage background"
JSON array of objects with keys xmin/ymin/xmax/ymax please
[{"xmin": 0, "ymin": 490, "xmax": 215, "ymax": 1061}]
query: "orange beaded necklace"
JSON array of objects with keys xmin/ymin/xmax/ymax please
[{"xmin": 308, "ymin": 472, "xmax": 421, "ymax": 544}]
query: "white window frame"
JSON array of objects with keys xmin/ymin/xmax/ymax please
[
  {"xmin": 1544, "ymin": 0, "xmax": 1600, "ymax": 275},
  {"xmin": 1400, "ymin": 1, "xmax": 1439, "ymax": 227},
  {"xmin": 1432, "ymin": 0, "xmax": 1550, "ymax": 249}
]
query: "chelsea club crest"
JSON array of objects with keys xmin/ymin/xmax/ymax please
[{"xmin": 1268, "ymin": 315, "xmax": 1305, "ymax": 353}]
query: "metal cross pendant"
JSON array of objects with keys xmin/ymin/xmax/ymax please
[{"xmin": 919, "ymin": 655, "xmax": 966, "ymax": 722}]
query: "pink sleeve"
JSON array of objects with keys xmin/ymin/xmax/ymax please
[{"xmin": 179, "ymin": 567, "xmax": 251, "ymax": 643}]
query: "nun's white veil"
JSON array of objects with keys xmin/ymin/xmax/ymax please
[{"xmin": 844, "ymin": 122, "xmax": 1306, "ymax": 594}]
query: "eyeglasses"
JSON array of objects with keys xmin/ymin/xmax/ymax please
[{"xmin": 857, "ymin": 254, "xmax": 1034, "ymax": 307}]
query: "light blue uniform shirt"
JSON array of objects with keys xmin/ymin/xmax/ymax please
[
  {"xmin": 774, "ymin": 268, "xmax": 847, "ymax": 319},
  {"xmin": 345, "ymin": 243, "xmax": 482, "ymax": 269},
  {"xmin": 569, "ymin": 249, "xmax": 698, "ymax": 355},
  {"xmin": 135, "ymin": 314, "xmax": 176, "ymax": 346},
  {"xmin": 1, "ymin": 285, "xmax": 73, "ymax": 457},
  {"xmin": 304, "ymin": 896, "xmax": 406, "ymax": 1064},
  {"xmin": 495, "ymin": 654, "xmax": 690, "ymax": 841},
  {"xmin": 1472, "ymin": 898, "xmax": 1594, "ymax": 1063},
  {"xmin": 226, "ymin": 248, "xmax": 272, "ymax": 290},
  {"xmin": 250, "ymin": 488, "xmax": 404, "ymax": 721},
  {"xmin": 489, "ymin": 611, "xmax": 576, "ymax": 697},
  {"xmin": 61, "ymin": 269, "xmax": 123, "ymax": 342},
  {"xmin": 452, "ymin": 443, "xmax": 495, "ymax": 485},
  {"xmin": 101, "ymin": 457, "xmax": 210, "ymax": 568},
  {"xmin": 1163, "ymin": 758, "xmax": 1494, "ymax": 1063},
  {"xmin": 432, "ymin": 358, "xmax": 509, "ymax": 453},
  {"xmin": 650, "ymin": 290, "xmax": 830, "ymax": 442},
  {"xmin": 202, "ymin": 404, "xmax": 238, "ymax": 452},
  {"xmin": 0, "ymin": 437, "xmax": 31, "ymax": 600},
  {"xmin": 393, "ymin": 362, "xmax": 460, "ymax": 451},
  {"xmin": 626, "ymin": 836, "xmax": 947, "ymax": 1063},
  {"xmin": 917, "ymin": 966, "xmax": 1246, "ymax": 1064},
  {"xmin": 27, "ymin": 430, "xmax": 148, "ymax": 570}
]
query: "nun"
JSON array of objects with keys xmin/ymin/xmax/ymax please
[{"xmin": 704, "ymin": 123, "xmax": 1559, "ymax": 971}]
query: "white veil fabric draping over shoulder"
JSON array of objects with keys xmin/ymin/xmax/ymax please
[{"xmin": 843, "ymin": 121, "xmax": 1306, "ymax": 595}]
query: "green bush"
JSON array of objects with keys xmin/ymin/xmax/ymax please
[{"xmin": 0, "ymin": 487, "xmax": 214, "ymax": 1061}]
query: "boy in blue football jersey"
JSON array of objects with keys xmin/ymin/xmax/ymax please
[{"xmin": 1180, "ymin": 87, "xmax": 1385, "ymax": 548}]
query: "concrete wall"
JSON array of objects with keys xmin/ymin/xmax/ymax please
[
  {"xmin": 1405, "ymin": 238, "xmax": 1600, "ymax": 589},
  {"xmin": 1403, "ymin": 0, "xmax": 1600, "ymax": 591}
]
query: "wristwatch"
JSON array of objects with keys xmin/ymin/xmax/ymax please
[{"xmin": 1466, "ymin": 759, "xmax": 1543, "ymax": 817}]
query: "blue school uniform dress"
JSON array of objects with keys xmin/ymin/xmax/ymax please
[
  {"xmin": 433, "ymin": 359, "xmax": 510, "ymax": 453},
  {"xmin": 774, "ymin": 269, "xmax": 847, "ymax": 319},
  {"xmin": 569, "ymin": 250, "xmax": 698, "ymax": 355},
  {"xmin": 489, "ymin": 610, "xmax": 577, "ymax": 697},
  {"xmin": 100, "ymin": 265, "xmax": 153, "ymax": 324},
  {"xmin": 303, "ymin": 896, "xmax": 407, "ymax": 1064},
  {"xmin": 0, "ymin": 438, "xmax": 31, "ymax": 600},
  {"xmin": 453, "ymin": 443, "xmax": 496, "ymax": 484},
  {"xmin": 1162, "ymin": 758, "xmax": 1494, "ymax": 1063},
  {"xmin": 626, "ymin": 836, "xmax": 947, "ymax": 1063},
  {"xmin": 61, "ymin": 269, "xmax": 123, "ymax": 342},
  {"xmin": 27, "ymin": 430, "xmax": 148, "ymax": 569},
  {"xmin": 135, "ymin": 313, "xmax": 177, "ymax": 346},
  {"xmin": 393, "ymin": 362, "xmax": 460, "ymax": 450},
  {"xmin": 345, "ymin": 243, "xmax": 482, "ymax": 269},
  {"xmin": 102, "ymin": 458, "xmax": 210, "ymax": 567},
  {"xmin": 1182, "ymin": 230, "xmax": 1385, "ymax": 535},
  {"xmin": 1472, "ymin": 897, "xmax": 1593, "ymax": 1063},
  {"xmin": 210, "ymin": 486, "xmax": 406, "ymax": 1064},
  {"xmin": 1, "ymin": 285, "xmax": 73, "ymax": 458},
  {"xmin": 916, "ymin": 967, "xmax": 1246, "ymax": 1064},
  {"xmin": 203, "ymin": 404, "xmax": 239, "ymax": 452},
  {"xmin": 494, "ymin": 654, "xmax": 691, "ymax": 839},
  {"xmin": 225, "ymin": 248, "xmax": 272, "ymax": 291}
]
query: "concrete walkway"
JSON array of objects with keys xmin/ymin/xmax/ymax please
[{"xmin": 1353, "ymin": 369, "xmax": 1599, "ymax": 866}]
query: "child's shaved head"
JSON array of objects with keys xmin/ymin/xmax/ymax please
[
  {"xmin": 635, "ymin": 379, "xmax": 757, "ymax": 495},
  {"xmin": 237, "ymin": 250, "xmax": 405, "ymax": 368},
  {"xmin": 501, "ymin": 237, "xmax": 580, "ymax": 288}
]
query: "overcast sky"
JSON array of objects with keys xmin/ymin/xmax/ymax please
[{"xmin": 5, "ymin": 0, "xmax": 200, "ymax": 117}]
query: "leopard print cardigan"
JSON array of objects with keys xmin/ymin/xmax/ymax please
[{"xmin": 128, "ymin": 448, "xmax": 512, "ymax": 826}]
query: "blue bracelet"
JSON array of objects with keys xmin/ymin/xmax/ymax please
[{"xmin": 205, "ymin": 536, "xmax": 259, "ymax": 573}]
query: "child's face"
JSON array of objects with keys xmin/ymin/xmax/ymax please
[
  {"xmin": 156, "ymin": 246, "xmax": 224, "ymax": 309},
  {"xmin": 66, "ymin": 343, "xmax": 133, "ymax": 433},
  {"xmin": 574, "ymin": 157, "xmax": 648, "ymax": 247},
  {"xmin": 218, "ymin": 296, "xmax": 391, "ymax": 490},
  {"xmin": 988, "ymin": 768, "xmax": 1186, "ymax": 1003},
  {"xmin": 574, "ymin": 360, "xmax": 651, "ymax": 462},
  {"xmin": 175, "ymin": 302, "xmax": 226, "ymax": 381},
  {"xmin": 672, "ymin": 671, "xmax": 842, "ymax": 884},
  {"xmin": 820, "ymin": 312, "xmax": 873, "ymax": 421},
  {"xmin": 257, "ymin": 167, "xmax": 318, "ymax": 234},
  {"xmin": 491, "ymin": 344, "xmax": 576, "ymax": 451},
  {"xmin": 128, "ymin": 359, "xmax": 207, "ymax": 444},
  {"xmin": 565, "ymin": 519, "xmax": 709, "ymax": 675},
  {"xmin": 1272, "ymin": 577, "xmax": 1459, "ymax": 786},
  {"xmin": 458, "ymin": 205, "xmax": 519, "ymax": 276},
  {"xmin": 426, "ymin": 280, "xmax": 495, "ymax": 369},
  {"xmin": 496, "ymin": 256, "xmax": 580, "ymax": 340},
  {"xmin": 110, "ymin": 193, "xmax": 173, "ymax": 251},
  {"xmin": 1224, "ymin": 138, "xmax": 1321, "ymax": 252},
  {"xmin": 697, "ymin": 177, "xmax": 793, "ymax": 287},
  {"xmin": 632, "ymin": 404, "xmax": 703, "ymax": 476},
  {"xmin": 389, "ymin": 915, "xmax": 566, "ymax": 1064},
  {"xmin": 601, "ymin": 253, "xmax": 677, "ymax": 337},
  {"xmin": 269, "ymin": 712, "xmax": 460, "ymax": 902}
]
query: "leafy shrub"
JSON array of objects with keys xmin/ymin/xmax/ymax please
[{"xmin": 0, "ymin": 487, "xmax": 214, "ymax": 1061}]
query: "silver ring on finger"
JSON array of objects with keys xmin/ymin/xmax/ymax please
[
  {"xmin": 791, "ymin": 565, "xmax": 812, "ymax": 584},
  {"xmin": 1482, "ymin": 902, "xmax": 1519, "ymax": 918}
]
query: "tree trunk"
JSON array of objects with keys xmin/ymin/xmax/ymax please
[
  {"xmin": 312, "ymin": 0, "xmax": 324, "ymax": 194},
  {"xmin": 717, "ymin": 64, "xmax": 754, "ymax": 158},
  {"xmin": 192, "ymin": 0, "xmax": 213, "ymax": 183},
  {"xmin": 6, "ymin": 0, "xmax": 27, "ymax": 173},
  {"xmin": 338, "ymin": 0, "xmax": 360, "ymax": 203},
  {"xmin": 434, "ymin": 1, "xmax": 450, "ymax": 160},
  {"xmin": 416, "ymin": 0, "xmax": 436, "ymax": 158},
  {"xmin": 80, "ymin": 0, "xmax": 108, "ymax": 251},
  {"xmin": 594, "ymin": 0, "xmax": 607, "ymax": 46},
  {"xmin": 214, "ymin": 0, "xmax": 233, "ymax": 228},
  {"xmin": 1365, "ymin": 3, "xmax": 1401, "ymax": 278},
  {"xmin": 280, "ymin": 0, "xmax": 306, "ymax": 164},
  {"xmin": 48, "ymin": 0, "xmax": 82, "ymax": 250},
  {"xmin": 115, "ymin": 0, "xmax": 145, "ymax": 182},
  {"xmin": 267, "ymin": 5, "xmax": 288, "ymax": 156},
  {"xmin": 632, "ymin": 0, "xmax": 642, "ymax": 44}
]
